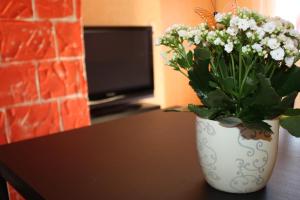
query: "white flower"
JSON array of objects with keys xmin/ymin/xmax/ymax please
[
  {"xmin": 230, "ymin": 16, "xmax": 240, "ymax": 27},
  {"xmin": 249, "ymin": 19, "xmax": 257, "ymax": 30},
  {"xmin": 256, "ymin": 27, "xmax": 265, "ymax": 39},
  {"xmin": 289, "ymin": 29, "xmax": 300, "ymax": 38},
  {"xmin": 178, "ymin": 30, "xmax": 188, "ymax": 38},
  {"xmin": 285, "ymin": 56, "xmax": 295, "ymax": 67},
  {"xmin": 226, "ymin": 27, "xmax": 238, "ymax": 36},
  {"xmin": 207, "ymin": 31, "xmax": 216, "ymax": 40},
  {"xmin": 238, "ymin": 18, "xmax": 250, "ymax": 31},
  {"xmin": 186, "ymin": 31, "xmax": 194, "ymax": 38},
  {"xmin": 252, "ymin": 43, "xmax": 263, "ymax": 52},
  {"xmin": 224, "ymin": 42, "xmax": 234, "ymax": 53},
  {"xmin": 293, "ymin": 39, "xmax": 299, "ymax": 47},
  {"xmin": 270, "ymin": 47, "xmax": 285, "ymax": 61},
  {"xmin": 189, "ymin": 29, "xmax": 199, "ymax": 37},
  {"xmin": 278, "ymin": 34, "xmax": 287, "ymax": 42},
  {"xmin": 267, "ymin": 38, "xmax": 280, "ymax": 49},
  {"xmin": 213, "ymin": 38, "xmax": 223, "ymax": 45},
  {"xmin": 263, "ymin": 21, "xmax": 276, "ymax": 33},
  {"xmin": 194, "ymin": 35, "xmax": 201, "ymax": 44},
  {"xmin": 172, "ymin": 52, "xmax": 180, "ymax": 60},
  {"xmin": 215, "ymin": 13, "xmax": 224, "ymax": 22},
  {"xmin": 284, "ymin": 38, "xmax": 296, "ymax": 51},
  {"xmin": 246, "ymin": 31, "xmax": 253, "ymax": 38},
  {"xmin": 242, "ymin": 46, "xmax": 249, "ymax": 53}
]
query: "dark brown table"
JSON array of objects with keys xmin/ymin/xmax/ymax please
[{"xmin": 0, "ymin": 110, "xmax": 299, "ymax": 200}]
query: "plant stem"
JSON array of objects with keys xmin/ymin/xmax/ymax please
[
  {"xmin": 230, "ymin": 54, "xmax": 236, "ymax": 86},
  {"xmin": 238, "ymin": 50, "xmax": 242, "ymax": 88},
  {"xmin": 178, "ymin": 44, "xmax": 192, "ymax": 69},
  {"xmin": 240, "ymin": 57, "xmax": 257, "ymax": 94},
  {"xmin": 216, "ymin": 53, "xmax": 225, "ymax": 79},
  {"xmin": 269, "ymin": 64, "xmax": 277, "ymax": 78},
  {"xmin": 210, "ymin": 60, "xmax": 218, "ymax": 76},
  {"xmin": 265, "ymin": 62, "xmax": 272, "ymax": 75},
  {"xmin": 178, "ymin": 69, "xmax": 188, "ymax": 78}
]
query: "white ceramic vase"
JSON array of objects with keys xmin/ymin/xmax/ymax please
[{"xmin": 196, "ymin": 117, "xmax": 279, "ymax": 193}]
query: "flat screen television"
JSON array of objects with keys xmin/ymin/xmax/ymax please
[{"xmin": 84, "ymin": 26, "xmax": 154, "ymax": 110}]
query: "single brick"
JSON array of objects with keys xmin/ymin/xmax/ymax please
[
  {"xmin": 0, "ymin": 0, "xmax": 32, "ymax": 19},
  {"xmin": 55, "ymin": 22, "xmax": 83, "ymax": 57},
  {"xmin": 0, "ymin": 21, "xmax": 55, "ymax": 62},
  {"xmin": 0, "ymin": 64, "xmax": 37, "ymax": 107},
  {"xmin": 0, "ymin": 111, "xmax": 8, "ymax": 145},
  {"xmin": 7, "ymin": 103, "xmax": 60, "ymax": 142},
  {"xmin": 61, "ymin": 98, "xmax": 90, "ymax": 131},
  {"xmin": 35, "ymin": 0, "xmax": 73, "ymax": 18},
  {"xmin": 38, "ymin": 60, "xmax": 87, "ymax": 99}
]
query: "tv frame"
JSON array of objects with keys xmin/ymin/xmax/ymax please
[{"xmin": 83, "ymin": 26, "xmax": 154, "ymax": 108}]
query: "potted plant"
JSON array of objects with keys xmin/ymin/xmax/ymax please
[{"xmin": 157, "ymin": 8, "xmax": 300, "ymax": 193}]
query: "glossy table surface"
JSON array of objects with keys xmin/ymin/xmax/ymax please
[{"xmin": 0, "ymin": 110, "xmax": 299, "ymax": 200}]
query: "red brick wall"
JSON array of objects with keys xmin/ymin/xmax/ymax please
[{"xmin": 0, "ymin": 0, "xmax": 90, "ymax": 199}]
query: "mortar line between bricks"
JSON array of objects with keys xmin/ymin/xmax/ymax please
[
  {"xmin": 1, "ymin": 94, "xmax": 88, "ymax": 110},
  {"xmin": 56, "ymin": 98, "xmax": 64, "ymax": 132},
  {"xmin": 33, "ymin": 61, "xmax": 42, "ymax": 101},
  {"xmin": 3, "ymin": 110, "xmax": 12, "ymax": 144},
  {"xmin": 9, "ymin": 17, "xmax": 77, "ymax": 23},
  {"xmin": 31, "ymin": 0, "xmax": 38, "ymax": 20},
  {"xmin": 52, "ymin": 22, "xmax": 60, "ymax": 59},
  {"xmin": 0, "ymin": 56, "xmax": 84, "ymax": 67},
  {"xmin": 72, "ymin": 0, "xmax": 77, "ymax": 20}
]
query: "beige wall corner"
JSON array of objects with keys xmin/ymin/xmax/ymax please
[{"xmin": 159, "ymin": 0, "xmax": 212, "ymax": 108}]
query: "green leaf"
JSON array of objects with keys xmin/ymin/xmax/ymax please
[
  {"xmin": 280, "ymin": 115, "xmax": 300, "ymax": 137},
  {"xmin": 271, "ymin": 65, "xmax": 300, "ymax": 97},
  {"xmin": 194, "ymin": 47, "xmax": 211, "ymax": 60},
  {"xmin": 241, "ymin": 77, "xmax": 258, "ymax": 98},
  {"xmin": 209, "ymin": 81, "xmax": 219, "ymax": 89},
  {"xmin": 205, "ymin": 89, "xmax": 234, "ymax": 109},
  {"xmin": 257, "ymin": 92, "xmax": 298, "ymax": 119},
  {"xmin": 242, "ymin": 74, "xmax": 281, "ymax": 107},
  {"xmin": 254, "ymin": 74, "xmax": 281, "ymax": 105},
  {"xmin": 188, "ymin": 104, "xmax": 220, "ymax": 119},
  {"xmin": 219, "ymin": 77, "xmax": 237, "ymax": 96},
  {"xmin": 243, "ymin": 91, "xmax": 297, "ymax": 119},
  {"xmin": 239, "ymin": 107, "xmax": 265, "ymax": 122},
  {"xmin": 218, "ymin": 117, "xmax": 242, "ymax": 127},
  {"xmin": 188, "ymin": 58, "xmax": 213, "ymax": 102},
  {"xmin": 177, "ymin": 57, "xmax": 188, "ymax": 69},
  {"xmin": 218, "ymin": 57, "xmax": 228, "ymax": 77},
  {"xmin": 283, "ymin": 108, "xmax": 300, "ymax": 116},
  {"xmin": 253, "ymin": 62, "xmax": 266, "ymax": 74},
  {"xmin": 187, "ymin": 51, "xmax": 193, "ymax": 67}
]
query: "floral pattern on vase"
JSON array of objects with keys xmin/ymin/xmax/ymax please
[
  {"xmin": 229, "ymin": 134, "xmax": 269, "ymax": 192},
  {"xmin": 196, "ymin": 121, "xmax": 221, "ymax": 186},
  {"xmin": 196, "ymin": 117, "xmax": 279, "ymax": 193}
]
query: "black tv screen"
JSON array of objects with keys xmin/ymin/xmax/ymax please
[{"xmin": 84, "ymin": 26, "xmax": 154, "ymax": 103}]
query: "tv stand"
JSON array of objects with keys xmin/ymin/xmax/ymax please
[{"xmin": 90, "ymin": 103, "xmax": 160, "ymax": 124}]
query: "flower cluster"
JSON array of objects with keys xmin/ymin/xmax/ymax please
[
  {"xmin": 157, "ymin": 8, "xmax": 300, "ymax": 136},
  {"xmin": 158, "ymin": 8, "xmax": 300, "ymax": 67}
]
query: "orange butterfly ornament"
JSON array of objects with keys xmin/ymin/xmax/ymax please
[{"xmin": 194, "ymin": 0, "xmax": 238, "ymax": 28}]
